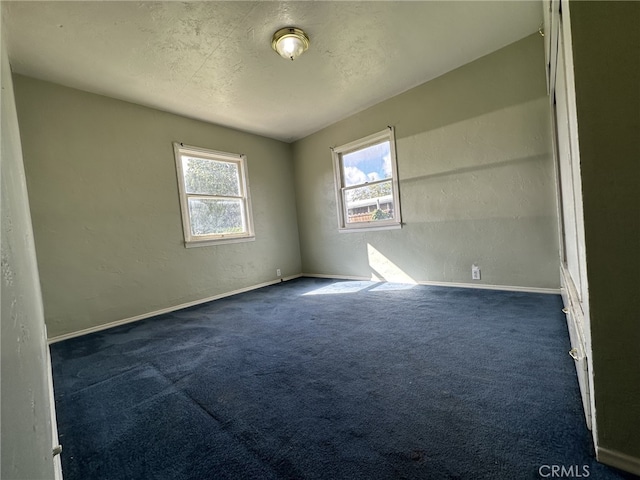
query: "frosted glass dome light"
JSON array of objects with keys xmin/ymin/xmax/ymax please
[{"xmin": 272, "ymin": 27, "xmax": 310, "ymax": 61}]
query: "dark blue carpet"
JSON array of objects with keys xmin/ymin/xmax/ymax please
[{"xmin": 51, "ymin": 277, "xmax": 635, "ymax": 479}]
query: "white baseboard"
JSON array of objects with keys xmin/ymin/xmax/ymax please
[
  {"xmin": 48, "ymin": 274, "xmax": 302, "ymax": 344},
  {"xmin": 302, "ymin": 273, "xmax": 560, "ymax": 295},
  {"xmin": 48, "ymin": 272, "xmax": 558, "ymax": 343},
  {"xmin": 303, "ymin": 273, "xmax": 372, "ymax": 282},
  {"xmin": 597, "ymin": 447, "xmax": 640, "ymax": 476}
]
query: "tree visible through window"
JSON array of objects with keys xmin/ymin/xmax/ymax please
[
  {"xmin": 332, "ymin": 127, "xmax": 402, "ymax": 230},
  {"xmin": 173, "ymin": 143, "xmax": 254, "ymax": 246}
]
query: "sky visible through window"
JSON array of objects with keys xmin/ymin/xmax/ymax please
[{"xmin": 342, "ymin": 141, "xmax": 391, "ymax": 187}]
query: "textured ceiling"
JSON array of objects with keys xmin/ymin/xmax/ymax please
[{"xmin": 3, "ymin": 1, "xmax": 542, "ymax": 143}]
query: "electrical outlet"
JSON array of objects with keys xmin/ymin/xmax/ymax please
[
  {"xmin": 472, "ymin": 264, "xmax": 481, "ymax": 280},
  {"xmin": 276, "ymin": 268, "xmax": 281, "ymax": 277}
]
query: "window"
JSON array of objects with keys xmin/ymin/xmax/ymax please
[
  {"xmin": 173, "ymin": 143, "xmax": 254, "ymax": 246},
  {"xmin": 331, "ymin": 127, "xmax": 402, "ymax": 231}
]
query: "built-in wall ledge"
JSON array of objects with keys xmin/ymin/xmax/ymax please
[{"xmin": 597, "ymin": 447, "xmax": 640, "ymax": 476}]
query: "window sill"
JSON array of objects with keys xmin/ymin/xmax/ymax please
[
  {"xmin": 185, "ymin": 235, "xmax": 256, "ymax": 248},
  {"xmin": 338, "ymin": 223, "xmax": 402, "ymax": 233}
]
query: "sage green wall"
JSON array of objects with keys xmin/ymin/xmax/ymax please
[
  {"xmin": 292, "ymin": 34, "xmax": 559, "ymax": 289},
  {"xmin": 14, "ymin": 75, "xmax": 301, "ymax": 338},
  {"xmin": 1, "ymin": 29, "xmax": 55, "ymax": 479},
  {"xmin": 570, "ymin": 1, "xmax": 640, "ymax": 460}
]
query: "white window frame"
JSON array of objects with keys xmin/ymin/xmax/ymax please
[
  {"xmin": 173, "ymin": 142, "xmax": 255, "ymax": 247},
  {"xmin": 331, "ymin": 127, "xmax": 402, "ymax": 232}
]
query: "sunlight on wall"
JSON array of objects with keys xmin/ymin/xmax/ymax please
[
  {"xmin": 367, "ymin": 244, "xmax": 416, "ymax": 284},
  {"xmin": 301, "ymin": 245, "xmax": 418, "ymax": 296}
]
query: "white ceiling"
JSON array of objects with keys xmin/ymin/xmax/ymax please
[{"xmin": 3, "ymin": 1, "xmax": 542, "ymax": 143}]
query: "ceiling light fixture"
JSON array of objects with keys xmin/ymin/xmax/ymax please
[{"xmin": 271, "ymin": 27, "xmax": 310, "ymax": 61}]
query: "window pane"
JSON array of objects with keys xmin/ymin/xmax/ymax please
[
  {"xmin": 183, "ymin": 156, "xmax": 240, "ymax": 196},
  {"xmin": 344, "ymin": 180, "xmax": 394, "ymax": 223},
  {"xmin": 188, "ymin": 198, "xmax": 245, "ymax": 236},
  {"xmin": 342, "ymin": 141, "xmax": 391, "ymax": 187}
]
